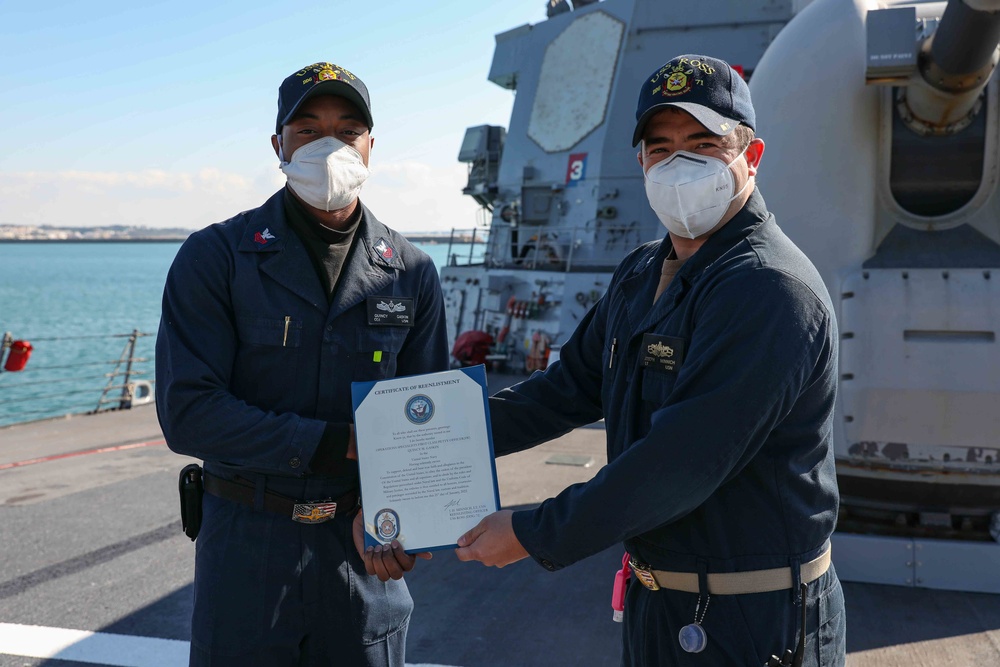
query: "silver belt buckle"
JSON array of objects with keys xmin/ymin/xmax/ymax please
[
  {"xmin": 628, "ymin": 558, "xmax": 661, "ymax": 591},
  {"xmin": 292, "ymin": 499, "xmax": 337, "ymax": 524}
]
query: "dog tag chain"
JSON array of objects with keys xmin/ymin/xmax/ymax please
[{"xmin": 678, "ymin": 593, "xmax": 710, "ymax": 653}]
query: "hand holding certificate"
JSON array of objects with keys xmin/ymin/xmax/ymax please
[{"xmin": 351, "ymin": 365, "xmax": 500, "ymax": 554}]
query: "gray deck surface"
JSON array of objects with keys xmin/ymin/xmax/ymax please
[{"xmin": 1, "ymin": 404, "xmax": 999, "ymax": 666}]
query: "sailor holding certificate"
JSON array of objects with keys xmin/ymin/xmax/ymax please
[{"xmin": 452, "ymin": 55, "xmax": 845, "ymax": 667}]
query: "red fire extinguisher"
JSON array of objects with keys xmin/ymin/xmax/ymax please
[{"xmin": 4, "ymin": 340, "xmax": 33, "ymax": 372}]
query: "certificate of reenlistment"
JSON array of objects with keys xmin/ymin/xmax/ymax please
[{"xmin": 351, "ymin": 365, "xmax": 501, "ymax": 554}]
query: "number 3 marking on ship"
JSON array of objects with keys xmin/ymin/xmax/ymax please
[{"xmin": 566, "ymin": 153, "xmax": 587, "ymax": 185}]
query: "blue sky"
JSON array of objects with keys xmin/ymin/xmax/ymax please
[{"xmin": 0, "ymin": 0, "xmax": 549, "ymax": 232}]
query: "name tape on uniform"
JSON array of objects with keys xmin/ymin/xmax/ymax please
[
  {"xmin": 640, "ymin": 334, "xmax": 685, "ymax": 373},
  {"xmin": 367, "ymin": 297, "xmax": 415, "ymax": 327}
]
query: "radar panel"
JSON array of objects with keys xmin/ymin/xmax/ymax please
[{"xmin": 527, "ymin": 11, "xmax": 625, "ymax": 153}]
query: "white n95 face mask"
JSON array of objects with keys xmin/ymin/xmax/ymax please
[
  {"xmin": 279, "ymin": 136, "xmax": 370, "ymax": 212},
  {"xmin": 644, "ymin": 150, "xmax": 749, "ymax": 239}
]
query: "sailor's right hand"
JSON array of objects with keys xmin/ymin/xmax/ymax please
[{"xmin": 352, "ymin": 508, "xmax": 432, "ymax": 582}]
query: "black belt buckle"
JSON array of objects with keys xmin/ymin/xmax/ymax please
[{"xmin": 292, "ymin": 500, "xmax": 337, "ymax": 524}]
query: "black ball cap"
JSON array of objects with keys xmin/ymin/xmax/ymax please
[
  {"xmin": 632, "ymin": 54, "xmax": 754, "ymax": 146},
  {"xmin": 276, "ymin": 62, "xmax": 373, "ymax": 135}
]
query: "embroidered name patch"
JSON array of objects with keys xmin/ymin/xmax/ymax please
[
  {"xmin": 640, "ymin": 334, "xmax": 685, "ymax": 373},
  {"xmin": 367, "ymin": 297, "xmax": 415, "ymax": 327}
]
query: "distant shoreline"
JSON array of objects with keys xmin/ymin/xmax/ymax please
[
  {"xmin": 0, "ymin": 235, "xmax": 461, "ymax": 244},
  {"xmin": 0, "ymin": 238, "xmax": 188, "ymax": 243}
]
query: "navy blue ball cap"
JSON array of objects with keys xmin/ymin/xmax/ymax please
[
  {"xmin": 632, "ymin": 54, "xmax": 754, "ymax": 146},
  {"xmin": 276, "ymin": 62, "xmax": 373, "ymax": 135}
]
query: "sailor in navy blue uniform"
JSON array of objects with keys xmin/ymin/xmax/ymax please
[
  {"xmin": 456, "ymin": 55, "xmax": 847, "ymax": 666},
  {"xmin": 156, "ymin": 62, "xmax": 447, "ymax": 667}
]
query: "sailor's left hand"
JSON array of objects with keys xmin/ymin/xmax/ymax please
[
  {"xmin": 352, "ymin": 509, "xmax": 432, "ymax": 581},
  {"xmin": 455, "ymin": 509, "xmax": 529, "ymax": 567}
]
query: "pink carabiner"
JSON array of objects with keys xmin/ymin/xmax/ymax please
[{"xmin": 611, "ymin": 552, "xmax": 631, "ymax": 622}]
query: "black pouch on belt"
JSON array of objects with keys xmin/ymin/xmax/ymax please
[{"xmin": 178, "ymin": 464, "xmax": 204, "ymax": 541}]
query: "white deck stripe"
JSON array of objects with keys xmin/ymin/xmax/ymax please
[
  {"xmin": 0, "ymin": 623, "xmax": 187, "ymax": 666},
  {"xmin": 0, "ymin": 623, "xmax": 460, "ymax": 667}
]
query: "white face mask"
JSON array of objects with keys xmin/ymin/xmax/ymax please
[
  {"xmin": 644, "ymin": 149, "xmax": 750, "ymax": 239},
  {"xmin": 279, "ymin": 136, "xmax": 370, "ymax": 212}
]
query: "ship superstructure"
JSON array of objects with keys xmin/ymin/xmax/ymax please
[{"xmin": 444, "ymin": 0, "xmax": 806, "ymax": 369}]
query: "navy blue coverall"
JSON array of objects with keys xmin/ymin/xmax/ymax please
[
  {"xmin": 489, "ymin": 190, "xmax": 847, "ymax": 666},
  {"xmin": 156, "ymin": 189, "xmax": 448, "ymax": 666}
]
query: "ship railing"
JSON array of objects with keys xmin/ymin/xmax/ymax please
[
  {"xmin": 0, "ymin": 329, "xmax": 154, "ymax": 427},
  {"xmin": 445, "ymin": 222, "xmax": 642, "ymax": 271}
]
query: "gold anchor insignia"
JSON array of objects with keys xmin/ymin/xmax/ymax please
[{"xmin": 647, "ymin": 342, "xmax": 674, "ymax": 358}]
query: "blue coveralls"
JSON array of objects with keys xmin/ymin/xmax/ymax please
[
  {"xmin": 156, "ymin": 189, "xmax": 448, "ymax": 666},
  {"xmin": 490, "ymin": 190, "xmax": 847, "ymax": 666}
]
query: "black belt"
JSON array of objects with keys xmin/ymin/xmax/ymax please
[{"xmin": 204, "ymin": 472, "xmax": 358, "ymax": 524}]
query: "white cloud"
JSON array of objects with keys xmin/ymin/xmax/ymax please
[
  {"xmin": 0, "ymin": 169, "xmax": 270, "ymax": 229},
  {"xmin": 364, "ymin": 161, "xmax": 483, "ymax": 232},
  {"xmin": 0, "ymin": 162, "xmax": 483, "ymax": 233}
]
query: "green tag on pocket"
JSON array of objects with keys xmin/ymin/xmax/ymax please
[{"xmin": 373, "ymin": 351, "xmax": 382, "ymax": 362}]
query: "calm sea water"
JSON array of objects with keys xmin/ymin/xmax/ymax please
[{"xmin": 0, "ymin": 240, "xmax": 469, "ymax": 427}]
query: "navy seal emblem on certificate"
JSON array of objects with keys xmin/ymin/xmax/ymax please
[
  {"xmin": 375, "ymin": 509, "xmax": 400, "ymax": 542},
  {"xmin": 351, "ymin": 366, "xmax": 501, "ymax": 554},
  {"xmin": 405, "ymin": 394, "xmax": 434, "ymax": 424}
]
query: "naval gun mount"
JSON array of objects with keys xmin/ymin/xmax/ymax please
[{"xmin": 752, "ymin": 0, "xmax": 1000, "ymax": 590}]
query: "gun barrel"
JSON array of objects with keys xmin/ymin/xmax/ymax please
[
  {"xmin": 902, "ymin": 0, "xmax": 1000, "ymax": 134},
  {"xmin": 927, "ymin": 0, "xmax": 1000, "ymax": 91}
]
